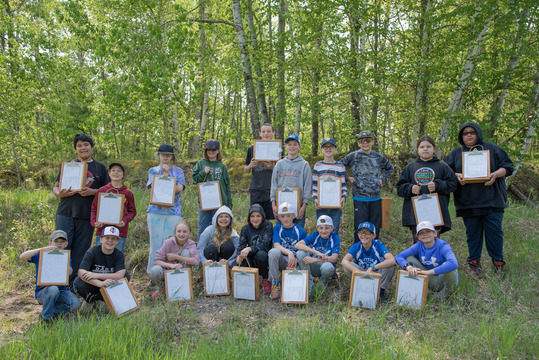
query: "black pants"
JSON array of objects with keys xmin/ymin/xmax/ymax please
[
  {"xmin": 74, "ymin": 272, "xmax": 131, "ymax": 303},
  {"xmin": 204, "ymin": 241, "xmax": 236, "ymax": 262},
  {"xmin": 353, "ymin": 199, "xmax": 381, "ymax": 242},
  {"xmin": 232, "ymin": 250, "xmax": 269, "ymax": 279}
]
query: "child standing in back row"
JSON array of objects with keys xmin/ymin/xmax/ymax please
[
  {"xmin": 340, "ymin": 131, "xmax": 393, "ymax": 239},
  {"xmin": 396, "ymin": 136, "xmax": 458, "ymax": 242},
  {"xmin": 312, "ymin": 138, "xmax": 347, "ymax": 235},
  {"xmin": 192, "ymin": 139, "xmax": 233, "ymax": 239}
]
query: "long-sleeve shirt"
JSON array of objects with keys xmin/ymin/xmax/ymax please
[
  {"xmin": 312, "ymin": 161, "xmax": 347, "ymax": 201},
  {"xmin": 154, "ymin": 237, "xmax": 200, "ymax": 266},
  {"xmin": 270, "ymin": 156, "xmax": 312, "ymax": 205},
  {"xmin": 340, "ymin": 150, "xmax": 394, "ymax": 199},
  {"xmin": 90, "ymin": 183, "xmax": 137, "ymax": 238},
  {"xmin": 192, "ymin": 159, "xmax": 233, "ymax": 209},
  {"xmin": 395, "ymin": 238, "xmax": 458, "ymax": 275}
]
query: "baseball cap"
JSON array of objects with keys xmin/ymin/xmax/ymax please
[
  {"xmin": 416, "ymin": 221, "xmax": 435, "ymax": 233},
  {"xmin": 157, "ymin": 144, "xmax": 174, "ymax": 154},
  {"xmin": 278, "ymin": 202, "xmax": 296, "ymax": 215},
  {"xmin": 357, "ymin": 130, "xmax": 374, "ymax": 140},
  {"xmin": 357, "ymin": 221, "xmax": 376, "ymax": 234},
  {"xmin": 50, "ymin": 230, "xmax": 68, "ymax": 242},
  {"xmin": 109, "ymin": 162, "xmax": 125, "ymax": 173},
  {"xmin": 317, "ymin": 215, "xmax": 334, "ymax": 227},
  {"xmin": 103, "ymin": 226, "xmax": 120, "ymax": 238},
  {"xmin": 285, "ymin": 134, "xmax": 301, "ymax": 145},
  {"xmin": 321, "ymin": 138, "xmax": 337, "ymax": 148},
  {"xmin": 205, "ymin": 139, "xmax": 220, "ymax": 150}
]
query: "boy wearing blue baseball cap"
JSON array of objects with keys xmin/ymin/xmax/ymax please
[
  {"xmin": 270, "ymin": 134, "xmax": 312, "ymax": 228},
  {"xmin": 341, "ymin": 221, "xmax": 395, "ymax": 299},
  {"xmin": 312, "ymin": 138, "xmax": 347, "ymax": 235}
]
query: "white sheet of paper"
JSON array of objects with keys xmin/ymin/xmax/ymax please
[
  {"xmin": 254, "ymin": 141, "xmax": 281, "ymax": 161},
  {"xmin": 413, "ymin": 194, "xmax": 443, "ymax": 226},
  {"xmin": 105, "ymin": 280, "xmax": 138, "ymax": 315},
  {"xmin": 39, "ymin": 251, "xmax": 69, "ymax": 285},
  {"xmin": 233, "ymin": 272, "xmax": 256, "ymax": 300},
  {"xmin": 205, "ymin": 264, "xmax": 228, "ymax": 295},
  {"xmin": 464, "ymin": 152, "xmax": 489, "ymax": 179},
  {"xmin": 396, "ymin": 274, "xmax": 425, "ymax": 310},
  {"xmin": 97, "ymin": 194, "xmax": 123, "ymax": 224},
  {"xmin": 165, "ymin": 270, "xmax": 191, "ymax": 301},
  {"xmin": 60, "ymin": 163, "xmax": 84, "ymax": 190},
  {"xmin": 319, "ymin": 179, "xmax": 341, "ymax": 208},
  {"xmin": 282, "ymin": 272, "xmax": 307, "ymax": 302},
  {"xmin": 152, "ymin": 177, "xmax": 175, "ymax": 205},
  {"xmin": 351, "ymin": 276, "xmax": 380, "ymax": 309},
  {"xmin": 200, "ymin": 182, "xmax": 222, "ymax": 210},
  {"xmin": 277, "ymin": 189, "xmax": 299, "ymax": 216}
]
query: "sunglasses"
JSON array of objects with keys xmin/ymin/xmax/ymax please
[
  {"xmin": 358, "ymin": 138, "xmax": 372, "ymax": 144},
  {"xmin": 462, "ymin": 131, "xmax": 476, "ymax": 136}
]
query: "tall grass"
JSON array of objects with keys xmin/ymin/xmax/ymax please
[{"xmin": 1, "ymin": 188, "xmax": 538, "ymax": 359}]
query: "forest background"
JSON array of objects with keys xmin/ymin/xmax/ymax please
[{"xmin": 1, "ymin": 0, "xmax": 539, "ymax": 187}]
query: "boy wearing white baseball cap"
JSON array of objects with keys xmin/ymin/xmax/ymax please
[
  {"xmin": 395, "ymin": 221, "xmax": 459, "ymax": 299},
  {"xmin": 74, "ymin": 226, "xmax": 130, "ymax": 306},
  {"xmin": 295, "ymin": 215, "xmax": 341, "ymax": 292},
  {"xmin": 267, "ymin": 202, "xmax": 307, "ymax": 299}
]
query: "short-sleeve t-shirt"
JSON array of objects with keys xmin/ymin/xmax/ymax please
[
  {"xmin": 303, "ymin": 231, "xmax": 340, "ymax": 263},
  {"xmin": 29, "ymin": 253, "xmax": 70, "ymax": 298},
  {"xmin": 79, "ymin": 245, "xmax": 126, "ymax": 274},
  {"xmin": 273, "ymin": 224, "xmax": 306, "ymax": 253},
  {"xmin": 347, "ymin": 240, "xmax": 389, "ymax": 270},
  {"xmin": 245, "ymin": 145, "xmax": 274, "ymax": 193},
  {"xmin": 146, "ymin": 165, "xmax": 186, "ymax": 217},
  {"xmin": 56, "ymin": 159, "xmax": 110, "ymax": 219}
]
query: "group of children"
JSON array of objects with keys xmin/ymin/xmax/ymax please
[{"xmin": 24, "ymin": 120, "xmax": 513, "ymax": 320}]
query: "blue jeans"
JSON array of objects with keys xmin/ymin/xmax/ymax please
[
  {"xmin": 462, "ymin": 212, "xmax": 505, "ymax": 263},
  {"xmin": 147, "ymin": 213, "xmax": 182, "ymax": 273},
  {"xmin": 95, "ymin": 235, "xmax": 127, "ymax": 253},
  {"xmin": 316, "ymin": 208, "xmax": 342, "ymax": 235},
  {"xmin": 55, "ymin": 214, "xmax": 95, "ymax": 284},
  {"xmin": 197, "ymin": 208, "xmax": 217, "ymax": 240},
  {"xmin": 36, "ymin": 286, "xmax": 81, "ymax": 320}
]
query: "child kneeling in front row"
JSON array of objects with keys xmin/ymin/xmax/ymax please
[
  {"xmin": 268, "ymin": 202, "xmax": 307, "ymax": 299},
  {"xmin": 74, "ymin": 226, "xmax": 130, "ymax": 306},
  {"xmin": 395, "ymin": 221, "xmax": 459, "ymax": 300},
  {"xmin": 341, "ymin": 222, "xmax": 395, "ymax": 299},
  {"xmin": 20, "ymin": 230, "xmax": 81, "ymax": 321},
  {"xmin": 149, "ymin": 220, "xmax": 200, "ymax": 298},
  {"xmin": 295, "ymin": 215, "xmax": 340, "ymax": 292}
]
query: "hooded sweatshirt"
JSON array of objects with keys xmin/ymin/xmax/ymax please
[
  {"xmin": 270, "ymin": 155, "xmax": 312, "ymax": 205},
  {"xmin": 238, "ymin": 204, "xmax": 273, "ymax": 255},
  {"xmin": 192, "ymin": 159, "xmax": 232, "ymax": 209},
  {"xmin": 90, "ymin": 183, "xmax": 137, "ymax": 238},
  {"xmin": 197, "ymin": 206, "xmax": 239, "ymax": 265},
  {"xmin": 445, "ymin": 122, "xmax": 513, "ymax": 217},
  {"xmin": 396, "ymin": 156, "xmax": 458, "ymax": 232}
]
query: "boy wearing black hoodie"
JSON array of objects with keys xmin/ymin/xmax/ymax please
[
  {"xmin": 234, "ymin": 204, "xmax": 273, "ymax": 293},
  {"xmin": 445, "ymin": 121, "xmax": 513, "ymax": 277}
]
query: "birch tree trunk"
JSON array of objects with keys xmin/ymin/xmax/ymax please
[
  {"xmin": 294, "ymin": 69, "xmax": 301, "ymax": 135},
  {"xmin": 232, "ymin": 0, "xmax": 260, "ymax": 137},
  {"xmin": 411, "ymin": 0, "xmax": 432, "ymax": 152},
  {"xmin": 246, "ymin": 0, "xmax": 269, "ymax": 126},
  {"xmin": 275, "ymin": 0, "xmax": 287, "ymax": 140},
  {"xmin": 485, "ymin": 6, "xmax": 530, "ymax": 139},
  {"xmin": 437, "ymin": 1, "xmax": 499, "ymax": 152}
]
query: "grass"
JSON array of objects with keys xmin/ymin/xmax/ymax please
[{"xmin": 0, "ymin": 187, "xmax": 538, "ymax": 359}]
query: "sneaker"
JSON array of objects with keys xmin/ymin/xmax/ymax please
[
  {"xmin": 493, "ymin": 260, "xmax": 506, "ymax": 278},
  {"xmin": 468, "ymin": 260, "xmax": 481, "ymax": 278},
  {"xmin": 270, "ymin": 280, "xmax": 280, "ymax": 300},
  {"xmin": 262, "ymin": 279, "xmax": 272, "ymax": 294}
]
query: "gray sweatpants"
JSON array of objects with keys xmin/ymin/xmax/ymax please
[
  {"xmin": 344, "ymin": 262, "xmax": 395, "ymax": 290},
  {"xmin": 148, "ymin": 249, "xmax": 192, "ymax": 287}
]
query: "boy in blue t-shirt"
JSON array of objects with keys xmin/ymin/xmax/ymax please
[
  {"xmin": 19, "ymin": 230, "xmax": 81, "ymax": 321},
  {"xmin": 395, "ymin": 221, "xmax": 459, "ymax": 299},
  {"xmin": 341, "ymin": 222, "xmax": 396, "ymax": 298},
  {"xmin": 268, "ymin": 202, "xmax": 307, "ymax": 299},
  {"xmin": 295, "ymin": 215, "xmax": 340, "ymax": 291}
]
